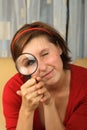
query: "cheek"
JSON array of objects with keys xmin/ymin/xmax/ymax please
[
  {"xmin": 47, "ymin": 54, "xmax": 62, "ymax": 65},
  {"xmin": 47, "ymin": 54, "xmax": 63, "ymax": 73}
]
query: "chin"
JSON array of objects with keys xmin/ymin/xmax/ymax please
[{"xmin": 44, "ymin": 76, "xmax": 59, "ymax": 87}]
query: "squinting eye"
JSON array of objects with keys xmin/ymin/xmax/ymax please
[{"xmin": 42, "ymin": 53, "xmax": 49, "ymax": 56}]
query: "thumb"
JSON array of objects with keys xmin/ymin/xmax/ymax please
[{"xmin": 16, "ymin": 90, "xmax": 22, "ymax": 96}]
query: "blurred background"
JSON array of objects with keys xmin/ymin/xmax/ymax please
[{"xmin": 0, "ymin": 0, "xmax": 87, "ymax": 60}]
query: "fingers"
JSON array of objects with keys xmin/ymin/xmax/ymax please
[
  {"xmin": 16, "ymin": 90, "xmax": 21, "ymax": 96},
  {"xmin": 21, "ymin": 78, "xmax": 36, "ymax": 89},
  {"xmin": 17, "ymin": 78, "xmax": 45, "ymax": 103},
  {"xmin": 26, "ymin": 90, "xmax": 39, "ymax": 99},
  {"xmin": 38, "ymin": 87, "xmax": 52, "ymax": 105},
  {"xmin": 40, "ymin": 91, "xmax": 51, "ymax": 103},
  {"xmin": 17, "ymin": 77, "xmax": 52, "ymax": 107},
  {"xmin": 20, "ymin": 80, "xmax": 44, "ymax": 96}
]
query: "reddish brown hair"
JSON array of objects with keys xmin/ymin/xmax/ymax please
[{"xmin": 11, "ymin": 21, "xmax": 71, "ymax": 69}]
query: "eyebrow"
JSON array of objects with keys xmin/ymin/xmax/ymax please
[{"xmin": 39, "ymin": 48, "xmax": 49, "ymax": 54}]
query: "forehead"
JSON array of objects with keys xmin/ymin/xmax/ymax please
[{"xmin": 22, "ymin": 36, "xmax": 56, "ymax": 53}]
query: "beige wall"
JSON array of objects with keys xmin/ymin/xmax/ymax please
[{"xmin": 0, "ymin": 58, "xmax": 17, "ymax": 130}]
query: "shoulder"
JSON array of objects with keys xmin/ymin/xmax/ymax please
[
  {"xmin": 3, "ymin": 73, "xmax": 27, "ymax": 91},
  {"xmin": 70, "ymin": 64, "xmax": 87, "ymax": 74},
  {"xmin": 2, "ymin": 73, "xmax": 27, "ymax": 102},
  {"xmin": 70, "ymin": 64, "xmax": 87, "ymax": 81},
  {"xmin": 70, "ymin": 64, "xmax": 87, "ymax": 100},
  {"xmin": 66, "ymin": 64, "xmax": 87, "ymax": 115}
]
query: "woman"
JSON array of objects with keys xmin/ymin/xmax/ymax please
[{"xmin": 2, "ymin": 21, "xmax": 87, "ymax": 130}]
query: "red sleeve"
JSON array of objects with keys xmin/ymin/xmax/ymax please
[
  {"xmin": 2, "ymin": 74, "xmax": 22, "ymax": 130},
  {"xmin": 2, "ymin": 74, "xmax": 45, "ymax": 130},
  {"xmin": 64, "ymin": 65, "xmax": 87, "ymax": 130}
]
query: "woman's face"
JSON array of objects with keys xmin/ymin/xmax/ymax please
[{"xmin": 22, "ymin": 36, "xmax": 63, "ymax": 87}]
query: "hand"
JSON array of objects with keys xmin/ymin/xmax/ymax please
[
  {"xmin": 17, "ymin": 77, "xmax": 45, "ymax": 112},
  {"xmin": 39, "ymin": 88, "xmax": 53, "ymax": 106},
  {"xmin": 35, "ymin": 77, "xmax": 54, "ymax": 106}
]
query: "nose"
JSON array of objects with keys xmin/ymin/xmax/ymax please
[{"xmin": 37, "ymin": 60, "xmax": 47, "ymax": 72}]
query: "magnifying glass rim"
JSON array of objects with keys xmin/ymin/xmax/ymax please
[{"xmin": 15, "ymin": 52, "xmax": 38, "ymax": 76}]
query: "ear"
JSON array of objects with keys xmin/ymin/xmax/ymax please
[{"xmin": 57, "ymin": 45, "xmax": 62, "ymax": 55}]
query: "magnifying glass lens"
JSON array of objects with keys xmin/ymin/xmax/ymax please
[{"xmin": 16, "ymin": 53, "xmax": 38, "ymax": 76}]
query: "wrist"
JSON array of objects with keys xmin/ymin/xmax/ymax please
[
  {"xmin": 43, "ymin": 98, "xmax": 55, "ymax": 107},
  {"xmin": 20, "ymin": 105, "xmax": 34, "ymax": 116}
]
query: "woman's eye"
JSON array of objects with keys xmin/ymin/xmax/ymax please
[
  {"xmin": 42, "ymin": 53, "xmax": 49, "ymax": 56},
  {"xmin": 24, "ymin": 59, "xmax": 35, "ymax": 67}
]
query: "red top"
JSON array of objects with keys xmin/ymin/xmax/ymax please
[{"xmin": 2, "ymin": 64, "xmax": 87, "ymax": 130}]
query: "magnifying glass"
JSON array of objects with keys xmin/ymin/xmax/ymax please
[{"xmin": 15, "ymin": 53, "xmax": 38, "ymax": 79}]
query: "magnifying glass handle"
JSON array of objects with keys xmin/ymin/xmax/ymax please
[
  {"xmin": 25, "ymin": 75, "xmax": 39, "ymax": 83},
  {"xmin": 25, "ymin": 75, "xmax": 31, "ymax": 80}
]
